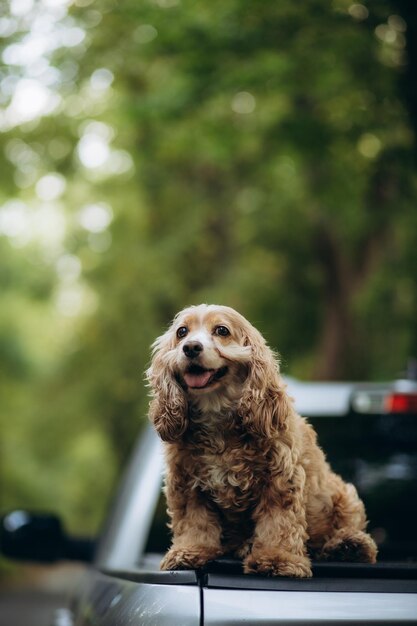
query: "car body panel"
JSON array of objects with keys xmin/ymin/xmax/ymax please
[
  {"xmin": 71, "ymin": 570, "xmax": 200, "ymax": 626},
  {"xmin": 203, "ymin": 588, "xmax": 417, "ymax": 625}
]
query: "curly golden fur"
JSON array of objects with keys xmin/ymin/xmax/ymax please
[{"xmin": 147, "ymin": 304, "xmax": 377, "ymax": 577}]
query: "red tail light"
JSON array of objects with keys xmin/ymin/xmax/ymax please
[{"xmin": 384, "ymin": 393, "xmax": 417, "ymax": 414}]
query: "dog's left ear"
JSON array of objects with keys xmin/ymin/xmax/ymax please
[
  {"xmin": 146, "ymin": 331, "xmax": 188, "ymax": 443},
  {"xmin": 238, "ymin": 325, "xmax": 293, "ymax": 438}
]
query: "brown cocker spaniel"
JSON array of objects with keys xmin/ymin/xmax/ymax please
[{"xmin": 147, "ymin": 304, "xmax": 377, "ymax": 577}]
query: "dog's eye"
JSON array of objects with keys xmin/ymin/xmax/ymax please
[
  {"xmin": 215, "ymin": 325, "xmax": 230, "ymax": 337},
  {"xmin": 176, "ymin": 326, "xmax": 188, "ymax": 339}
]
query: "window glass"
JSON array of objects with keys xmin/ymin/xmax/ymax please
[{"xmin": 144, "ymin": 488, "xmax": 171, "ymax": 554}]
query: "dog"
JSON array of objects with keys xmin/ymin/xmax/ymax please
[{"xmin": 146, "ymin": 304, "xmax": 377, "ymax": 577}]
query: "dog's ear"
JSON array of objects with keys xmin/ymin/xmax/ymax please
[
  {"xmin": 146, "ymin": 330, "xmax": 188, "ymax": 442},
  {"xmin": 238, "ymin": 325, "xmax": 293, "ymax": 438}
]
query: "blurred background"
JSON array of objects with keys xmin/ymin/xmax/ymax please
[{"xmin": 1, "ymin": 0, "xmax": 417, "ymax": 595}]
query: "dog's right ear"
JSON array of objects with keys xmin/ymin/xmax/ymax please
[{"xmin": 146, "ymin": 330, "xmax": 188, "ymax": 442}]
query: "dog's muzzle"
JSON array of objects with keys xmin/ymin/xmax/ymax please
[{"xmin": 183, "ymin": 364, "xmax": 228, "ymax": 389}]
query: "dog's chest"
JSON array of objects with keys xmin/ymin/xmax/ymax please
[{"xmin": 190, "ymin": 439, "xmax": 265, "ymax": 511}]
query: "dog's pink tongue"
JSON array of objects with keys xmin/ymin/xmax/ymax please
[{"xmin": 184, "ymin": 370, "xmax": 213, "ymax": 388}]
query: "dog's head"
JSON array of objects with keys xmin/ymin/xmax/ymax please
[
  {"xmin": 147, "ymin": 304, "xmax": 291, "ymax": 441},
  {"xmin": 163, "ymin": 304, "xmax": 252, "ymax": 394}
]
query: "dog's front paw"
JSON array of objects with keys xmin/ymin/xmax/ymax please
[
  {"xmin": 161, "ymin": 546, "xmax": 222, "ymax": 571},
  {"xmin": 244, "ymin": 550, "xmax": 312, "ymax": 578}
]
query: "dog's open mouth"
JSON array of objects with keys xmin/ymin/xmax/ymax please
[{"xmin": 183, "ymin": 365, "xmax": 228, "ymax": 390}]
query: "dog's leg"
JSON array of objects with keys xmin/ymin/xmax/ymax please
[
  {"xmin": 244, "ymin": 508, "xmax": 312, "ymax": 578},
  {"xmin": 161, "ymin": 493, "xmax": 224, "ymax": 571},
  {"xmin": 317, "ymin": 480, "xmax": 377, "ymax": 563},
  {"xmin": 244, "ymin": 466, "xmax": 312, "ymax": 578}
]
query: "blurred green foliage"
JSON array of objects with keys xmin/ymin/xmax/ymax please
[{"xmin": 0, "ymin": 0, "xmax": 416, "ymax": 537}]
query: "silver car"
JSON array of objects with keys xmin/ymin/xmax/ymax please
[{"xmin": 2, "ymin": 377, "xmax": 417, "ymax": 624}]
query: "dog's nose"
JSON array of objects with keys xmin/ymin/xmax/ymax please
[{"xmin": 183, "ymin": 341, "xmax": 203, "ymax": 359}]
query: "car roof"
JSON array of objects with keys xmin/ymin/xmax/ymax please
[{"xmin": 284, "ymin": 377, "xmax": 354, "ymax": 417}]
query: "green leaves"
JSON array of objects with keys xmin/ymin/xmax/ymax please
[{"xmin": 1, "ymin": 0, "xmax": 416, "ymax": 534}]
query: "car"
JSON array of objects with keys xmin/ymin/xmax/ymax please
[{"xmin": 2, "ymin": 375, "xmax": 417, "ymax": 625}]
